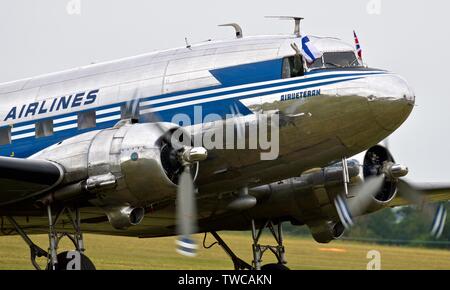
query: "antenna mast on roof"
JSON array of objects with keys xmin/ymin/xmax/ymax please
[
  {"xmin": 218, "ymin": 23, "xmax": 243, "ymax": 39},
  {"xmin": 265, "ymin": 16, "xmax": 304, "ymax": 37}
]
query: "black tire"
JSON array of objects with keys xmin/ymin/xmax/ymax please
[
  {"xmin": 46, "ymin": 251, "xmax": 96, "ymax": 271},
  {"xmin": 260, "ymin": 263, "xmax": 290, "ymax": 271}
]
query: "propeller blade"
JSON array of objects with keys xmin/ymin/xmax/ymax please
[
  {"xmin": 175, "ymin": 236, "xmax": 198, "ymax": 257},
  {"xmin": 397, "ymin": 180, "xmax": 428, "ymax": 208},
  {"xmin": 334, "ymin": 195, "xmax": 354, "ymax": 230},
  {"xmin": 398, "ymin": 180, "xmax": 447, "ymax": 238},
  {"xmin": 175, "ymin": 166, "xmax": 198, "ymax": 256},
  {"xmin": 430, "ymin": 203, "xmax": 447, "ymax": 239},
  {"xmin": 334, "ymin": 174, "xmax": 385, "ymax": 230}
]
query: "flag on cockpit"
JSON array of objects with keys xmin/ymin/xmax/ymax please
[
  {"xmin": 353, "ymin": 30, "xmax": 362, "ymax": 60},
  {"xmin": 300, "ymin": 36, "xmax": 323, "ymax": 63}
]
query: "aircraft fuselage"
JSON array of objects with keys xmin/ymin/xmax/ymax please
[{"xmin": 0, "ymin": 35, "xmax": 415, "ymax": 236}]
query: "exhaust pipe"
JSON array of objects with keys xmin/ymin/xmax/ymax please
[{"xmin": 104, "ymin": 206, "xmax": 145, "ymax": 230}]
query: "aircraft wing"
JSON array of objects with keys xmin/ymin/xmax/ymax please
[
  {"xmin": 0, "ymin": 157, "xmax": 64, "ymax": 206},
  {"xmin": 390, "ymin": 181, "xmax": 450, "ymax": 207}
]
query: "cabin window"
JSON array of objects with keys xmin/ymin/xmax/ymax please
[
  {"xmin": 35, "ymin": 120, "xmax": 54, "ymax": 138},
  {"xmin": 282, "ymin": 56, "xmax": 304, "ymax": 79},
  {"xmin": 0, "ymin": 126, "xmax": 11, "ymax": 145},
  {"xmin": 121, "ymin": 100, "xmax": 140, "ymax": 122},
  {"xmin": 78, "ymin": 111, "xmax": 96, "ymax": 130}
]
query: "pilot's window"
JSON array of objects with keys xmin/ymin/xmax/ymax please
[
  {"xmin": 309, "ymin": 51, "xmax": 361, "ymax": 69},
  {"xmin": 35, "ymin": 120, "xmax": 53, "ymax": 138},
  {"xmin": 78, "ymin": 111, "xmax": 96, "ymax": 130},
  {"xmin": 0, "ymin": 126, "xmax": 11, "ymax": 145},
  {"xmin": 282, "ymin": 56, "xmax": 304, "ymax": 79},
  {"xmin": 121, "ymin": 100, "xmax": 140, "ymax": 122}
]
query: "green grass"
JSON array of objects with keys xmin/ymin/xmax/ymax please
[{"xmin": 1, "ymin": 232, "xmax": 450, "ymax": 270}]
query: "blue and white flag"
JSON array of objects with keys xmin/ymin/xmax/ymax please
[{"xmin": 301, "ymin": 36, "xmax": 323, "ymax": 63}]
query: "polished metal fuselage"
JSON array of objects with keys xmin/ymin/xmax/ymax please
[{"xmin": 0, "ymin": 35, "xmax": 415, "ymax": 237}]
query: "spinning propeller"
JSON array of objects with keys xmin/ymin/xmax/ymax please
[
  {"xmin": 127, "ymin": 88, "xmax": 208, "ymax": 257},
  {"xmin": 334, "ymin": 143, "xmax": 447, "ymax": 239},
  {"xmin": 334, "ymin": 173, "xmax": 386, "ymax": 229},
  {"xmin": 156, "ymin": 128, "xmax": 208, "ymax": 257},
  {"xmin": 175, "ymin": 147, "xmax": 208, "ymax": 257},
  {"xmin": 397, "ymin": 180, "xmax": 447, "ymax": 239}
]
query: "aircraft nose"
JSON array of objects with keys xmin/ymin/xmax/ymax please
[
  {"xmin": 367, "ymin": 73, "xmax": 415, "ymax": 103},
  {"xmin": 367, "ymin": 73, "xmax": 415, "ymax": 131}
]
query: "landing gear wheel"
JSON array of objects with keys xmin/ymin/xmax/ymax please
[
  {"xmin": 46, "ymin": 251, "xmax": 96, "ymax": 270},
  {"xmin": 260, "ymin": 263, "xmax": 290, "ymax": 271}
]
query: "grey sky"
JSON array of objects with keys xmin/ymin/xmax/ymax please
[{"xmin": 0, "ymin": 0, "xmax": 448, "ymax": 182}]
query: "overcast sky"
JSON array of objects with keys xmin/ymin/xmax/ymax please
[{"xmin": 0, "ymin": 0, "xmax": 448, "ymax": 182}]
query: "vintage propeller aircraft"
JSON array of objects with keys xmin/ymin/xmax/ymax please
[{"xmin": 0, "ymin": 17, "xmax": 449, "ymax": 270}]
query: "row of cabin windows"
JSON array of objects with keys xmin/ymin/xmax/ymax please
[
  {"xmin": 0, "ymin": 110, "xmax": 96, "ymax": 145},
  {"xmin": 0, "ymin": 103, "xmax": 140, "ymax": 146}
]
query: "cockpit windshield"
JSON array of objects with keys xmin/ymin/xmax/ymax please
[{"xmin": 308, "ymin": 51, "xmax": 361, "ymax": 70}]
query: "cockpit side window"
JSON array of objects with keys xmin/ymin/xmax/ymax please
[
  {"xmin": 282, "ymin": 55, "xmax": 304, "ymax": 79},
  {"xmin": 309, "ymin": 57, "xmax": 324, "ymax": 69}
]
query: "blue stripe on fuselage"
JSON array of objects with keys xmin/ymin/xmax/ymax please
[
  {"xmin": 0, "ymin": 61, "xmax": 385, "ymax": 157},
  {"xmin": 140, "ymin": 76, "xmax": 365, "ymax": 126},
  {"xmin": 139, "ymin": 72, "xmax": 381, "ymax": 111},
  {"xmin": 210, "ymin": 59, "xmax": 283, "ymax": 87}
]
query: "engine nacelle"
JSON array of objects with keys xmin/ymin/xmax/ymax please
[
  {"xmin": 250, "ymin": 161, "xmax": 362, "ymax": 243},
  {"xmin": 31, "ymin": 122, "xmax": 186, "ymax": 212},
  {"xmin": 250, "ymin": 144, "xmax": 407, "ymax": 243}
]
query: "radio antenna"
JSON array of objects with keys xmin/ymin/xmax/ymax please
[
  {"xmin": 185, "ymin": 37, "xmax": 191, "ymax": 49},
  {"xmin": 265, "ymin": 16, "xmax": 304, "ymax": 37},
  {"xmin": 218, "ymin": 23, "xmax": 243, "ymax": 39}
]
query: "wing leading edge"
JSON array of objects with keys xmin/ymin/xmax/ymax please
[{"xmin": 0, "ymin": 157, "xmax": 64, "ymax": 206}]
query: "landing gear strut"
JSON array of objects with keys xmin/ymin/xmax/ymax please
[
  {"xmin": 7, "ymin": 206, "xmax": 95, "ymax": 270},
  {"xmin": 205, "ymin": 220, "xmax": 289, "ymax": 270},
  {"xmin": 251, "ymin": 220, "xmax": 287, "ymax": 270},
  {"xmin": 6, "ymin": 216, "xmax": 48, "ymax": 270},
  {"xmin": 208, "ymin": 231, "xmax": 253, "ymax": 270}
]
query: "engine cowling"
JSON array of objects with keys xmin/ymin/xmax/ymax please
[
  {"xmin": 363, "ymin": 145, "xmax": 397, "ymax": 203},
  {"xmin": 353, "ymin": 145, "xmax": 408, "ymax": 215},
  {"xmin": 31, "ymin": 122, "xmax": 190, "ymax": 228}
]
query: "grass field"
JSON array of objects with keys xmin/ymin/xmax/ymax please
[{"xmin": 1, "ymin": 232, "xmax": 450, "ymax": 270}]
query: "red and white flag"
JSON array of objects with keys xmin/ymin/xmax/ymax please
[{"xmin": 353, "ymin": 30, "xmax": 363, "ymax": 60}]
